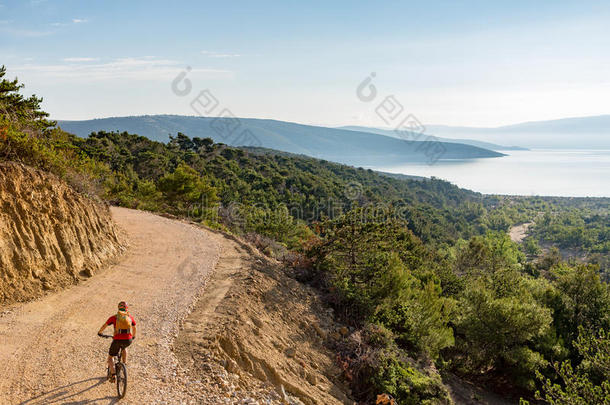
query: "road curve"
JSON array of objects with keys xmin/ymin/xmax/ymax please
[
  {"xmin": 509, "ymin": 222, "xmax": 533, "ymax": 243},
  {"xmin": 0, "ymin": 207, "xmax": 222, "ymax": 404}
]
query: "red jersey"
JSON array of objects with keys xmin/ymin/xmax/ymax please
[{"xmin": 106, "ymin": 314, "xmax": 136, "ymax": 340}]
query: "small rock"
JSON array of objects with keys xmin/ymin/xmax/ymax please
[
  {"xmin": 284, "ymin": 347, "xmax": 296, "ymax": 358},
  {"xmin": 252, "ymin": 317, "xmax": 265, "ymax": 328},
  {"xmin": 225, "ymin": 359, "xmax": 240, "ymax": 374},
  {"xmin": 305, "ymin": 372, "xmax": 317, "ymax": 386},
  {"xmin": 279, "ymin": 385, "xmax": 289, "ymax": 402},
  {"xmin": 311, "ymin": 322, "xmax": 326, "ymax": 339}
]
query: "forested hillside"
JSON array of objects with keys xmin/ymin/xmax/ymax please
[
  {"xmin": 57, "ymin": 115, "xmax": 505, "ymax": 166},
  {"xmin": 3, "ymin": 66, "xmax": 610, "ymax": 404}
]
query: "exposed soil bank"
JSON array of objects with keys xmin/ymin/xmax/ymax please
[{"xmin": 0, "ymin": 162, "xmax": 124, "ymax": 305}]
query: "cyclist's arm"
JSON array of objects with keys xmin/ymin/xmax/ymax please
[
  {"xmin": 98, "ymin": 322, "xmax": 109, "ymax": 335},
  {"xmin": 131, "ymin": 324, "xmax": 137, "ymax": 339}
]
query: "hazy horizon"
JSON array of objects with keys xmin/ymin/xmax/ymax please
[{"xmin": 52, "ymin": 112, "xmax": 610, "ymax": 133}]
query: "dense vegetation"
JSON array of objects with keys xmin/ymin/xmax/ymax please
[
  {"xmin": 531, "ymin": 207, "xmax": 610, "ymax": 279},
  {"xmin": 0, "ymin": 66, "xmax": 112, "ymax": 196},
  {"xmin": 535, "ymin": 328, "xmax": 610, "ymax": 404},
  {"xmin": 2, "ymin": 66, "xmax": 610, "ymax": 404}
]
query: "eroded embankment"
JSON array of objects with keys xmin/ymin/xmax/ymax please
[
  {"xmin": 174, "ymin": 234, "xmax": 355, "ymax": 405},
  {"xmin": 0, "ymin": 162, "xmax": 124, "ymax": 305}
]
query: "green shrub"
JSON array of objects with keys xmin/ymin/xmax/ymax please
[
  {"xmin": 535, "ymin": 328, "xmax": 610, "ymax": 405},
  {"xmin": 369, "ymin": 349, "xmax": 451, "ymax": 405}
]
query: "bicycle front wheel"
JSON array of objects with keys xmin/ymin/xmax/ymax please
[{"xmin": 115, "ymin": 362, "xmax": 127, "ymax": 399}]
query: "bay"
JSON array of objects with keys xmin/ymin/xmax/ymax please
[{"xmin": 373, "ymin": 149, "xmax": 610, "ymax": 197}]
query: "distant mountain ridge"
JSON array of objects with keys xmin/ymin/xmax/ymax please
[
  {"xmin": 340, "ymin": 126, "xmax": 527, "ymax": 151},
  {"xmin": 56, "ymin": 115, "xmax": 504, "ymax": 166},
  {"xmin": 425, "ymin": 115, "xmax": 610, "ymax": 149}
]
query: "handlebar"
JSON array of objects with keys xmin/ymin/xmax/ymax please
[{"xmin": 98, "ymin": 334, "xmax": 136, "ymax": 340}]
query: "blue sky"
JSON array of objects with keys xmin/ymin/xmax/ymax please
[{"xmin": 2, "ymin": 0, "xmax": 610, "ymax": 127}]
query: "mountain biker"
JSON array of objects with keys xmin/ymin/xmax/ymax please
[{"xmin": 97, "ymin": 301, "xmax": 137, "ymax": 382}]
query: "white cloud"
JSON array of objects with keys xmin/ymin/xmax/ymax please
[
  {"xmin": 14, "ymin": 57, "xmax": 232, "ymax": 81},
  {"xmin": 201, "ymin": 50, "xmax": 240, "ymax": 58},
  {"xmin": 62, "ymin": 57, "xmax": 99, "ymax": 62},
  {"xmin": 51, "ymin": 19, "xmax": 88, "ymax": 27}
]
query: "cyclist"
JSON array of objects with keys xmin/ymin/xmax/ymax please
[{"xmin": 98, "ymin": 301, "xmax": 137, "ymax": 382}]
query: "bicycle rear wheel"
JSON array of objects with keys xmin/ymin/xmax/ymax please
[{"xmin": 115, "ymin": 362, "xmax": 127, "ymax": 399}]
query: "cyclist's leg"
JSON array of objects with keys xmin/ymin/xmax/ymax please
[
  {"xmin": 107, "ymin": 355, "xmax": 115, "ymax": 374},
  {"xmin": 108, "ymin": 340, "xmax": 120, "ymax": 374},
  {"xmin": 120, "ymin": 339, "xmax": 132, "ymax": 364}
]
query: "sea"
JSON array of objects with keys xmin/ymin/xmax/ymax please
[{"xmin": 373, "ymin": 149, "xmax": 610, "ymax": 197}]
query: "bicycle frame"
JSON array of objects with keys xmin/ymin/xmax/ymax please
[
  {"xmin": 100, "ymin": 334, "xmax": 128, "ymax": 399},
  {"xmin": 113, "ymin": 346, "xmax": 125, "ymax": 365}
]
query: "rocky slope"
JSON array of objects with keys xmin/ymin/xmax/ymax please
[
  {"xmin": 174, "ymin": 233, "xmax": 358, "ymax": 404},
  {"xmin": 173, "ymin": 232, "xmax": 496, "ymax": 404},
  {"xmin": 0, "ymin": 162, "xmax": 124, "ymax": 305}
]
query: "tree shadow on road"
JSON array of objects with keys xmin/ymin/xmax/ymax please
[{"xmin": 19, "ymin": 376, "xmax": 119, "ymax": 405}]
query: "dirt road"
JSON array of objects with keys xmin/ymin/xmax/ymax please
[
  {"xmin": 509, "ymin": 222, "xmax": 533, "ymax": 243},
  {"xmin": 0, "ymin": 207, "xmax": 224, "ymax": 404}
]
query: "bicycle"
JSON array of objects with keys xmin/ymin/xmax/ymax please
[{"xmin": 99, "ymin": 334, "xmax": 128, "ymax": 399}]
